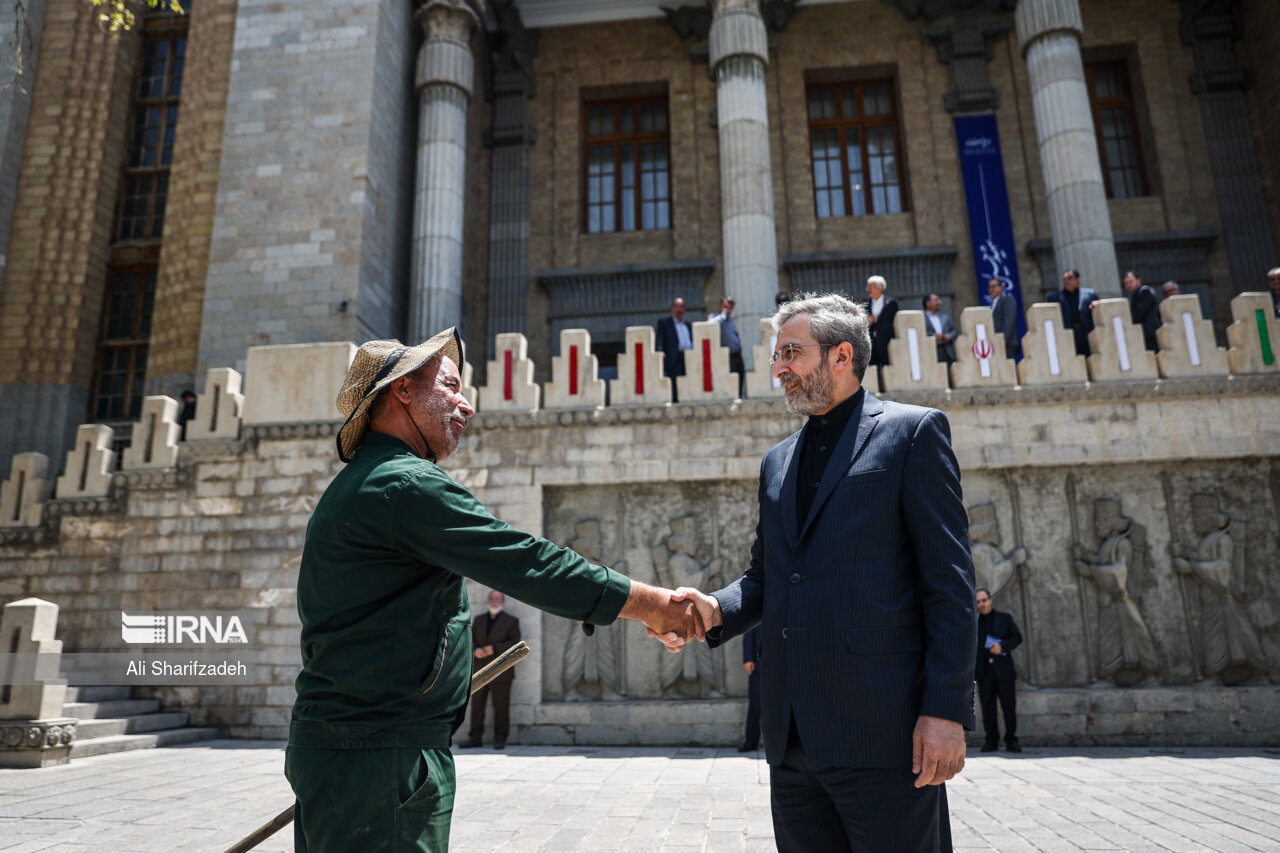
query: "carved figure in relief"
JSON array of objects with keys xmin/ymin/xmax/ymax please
[
  {"xmin": 651, "ymin": 516, "xmax": 724, "ymax": 698},
  {"xmin": 1171, "ymin": 494, "xmax": 1267, "ymax": 685},
  {"xmin": 967, "ymin": 503, "xmax": 1027, "ymax": 601},
  {"xmin": 1073, "ymin": 498, "xmax": 1160, "ymax": 686},
  {"xmin": 561, "ymin": 520, "xmax": 625, "ymax": 700}
]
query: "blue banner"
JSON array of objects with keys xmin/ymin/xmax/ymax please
[{"xmin": 954, "ymin": 114, "xmax": 1025, "ymax": 341}]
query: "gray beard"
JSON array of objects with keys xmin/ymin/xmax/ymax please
[{"xmin": 783, "ymin": 361, "xmax": 834, "ymax": 416}]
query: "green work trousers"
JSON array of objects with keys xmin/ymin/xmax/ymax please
[{"xmin": 285, "ymin": 744, "xmax": 456, "ymax": 852}]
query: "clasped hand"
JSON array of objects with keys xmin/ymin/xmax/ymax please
[{"xmin": 645, "ymin": 587, "xmax": 722, "ymax": 653}]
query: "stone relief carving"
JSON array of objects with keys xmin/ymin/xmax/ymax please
[
  {"xmin": 1073, "ymin": 498, "xmax": 1161, "ymax": 686},
  {"xmin": 561, "ymin": 520, "xmax": 626, "ymax": 700},
  {"xmin": 968, "ymin": 502, "xmax": 1027, "ymax": 601},
  {"xmin": 652, "ymin": 516, "xmax": 725, "ymax": 698},
  {"xmin": 1171, "ymin": 493, "xmax": 1268, "ymax": 685},
  {"xmin": 969, "ymin": 499, "xmax": 1036, "ymax": 684}
]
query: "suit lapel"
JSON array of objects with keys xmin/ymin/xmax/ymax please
[
  {"xmin": 798, "ymin": 392, "xmax": 883, "ymax": 543},
  {"xmin": 780, "ymin": 433, "xmax": 802, "ymax": 551}
]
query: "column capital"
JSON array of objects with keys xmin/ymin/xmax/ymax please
[
  {"xmin": 488, "ymin": 0, "xmax": 540, "ymax": 100},
  {"xmin": 416, "ymin": 0, "xmax": 483, "ymax": 98},
  {"xmin": 415, "ymin": 0, "xmax": 483, "ymax": 39},
  {"xmin": 1178, "ymin": 0, "xmax": 1246, "ymax": 94},
  {"xmin": 709, "ymin": 2, "xmax": 769, "ymax": 74},
  {"xmin": 1015, "ymin": 0, "xmax": 1083, "ymax": 57},
  {"xmin": 921, "ymin": 12, "xmax": 1014, "ymax": 113}
]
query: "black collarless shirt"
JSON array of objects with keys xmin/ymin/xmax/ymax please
[{"xmin": 796, "ymin": 388, "xmax": 864, "ymax": 528}]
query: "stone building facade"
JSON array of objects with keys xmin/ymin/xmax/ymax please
[{"xmin": 1, "ymin": 0, "xmax": 1279, "ymax": 468}]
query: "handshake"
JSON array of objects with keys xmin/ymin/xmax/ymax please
[{"xmin": 620, "ymin": 583, "xmax": 723, "ymax": 653}]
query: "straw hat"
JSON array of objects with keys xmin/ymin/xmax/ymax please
[{"xmin": 335, "ymin": 327, "xmax": 463, "ymax": 463}]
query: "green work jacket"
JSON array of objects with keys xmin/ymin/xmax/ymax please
[{"xmin": 290, "ymin": 433, "xmax": 630, "ymax": 749}]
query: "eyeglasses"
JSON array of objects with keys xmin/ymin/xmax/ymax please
[{"xmin": 769, "ymin": 344, "xmax": 827, "ymax": 366}]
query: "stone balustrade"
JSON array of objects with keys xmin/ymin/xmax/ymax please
[{"xmin": 0, "ymin": 293, "xmax": 1276, "ymax": 528}]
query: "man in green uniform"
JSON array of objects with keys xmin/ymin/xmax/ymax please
[{"xmin": 286, "ymin": 328, "xmax": 700, "ymax": 852}]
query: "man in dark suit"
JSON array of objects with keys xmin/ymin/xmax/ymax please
[
  {"xmin": 655, "ymin": 297, "xmax": 693, "ymax": 381},
  {"xmin": 461, "ymin": 590, "xmax": 521, "ymax": 749},
  {"xmin": 662, "ymin": 293, "xmax": 977, "ymax": 852},
  {"xmin": 864, "ymin": 275, "xmax": 898, "ymax": 370},
  {"xmin": 988, "ymin": 279, "xmax": 1020, "ymax": 359},
  {"xmin": 975, "ymin": 588, "xmax": 1022, "ymax": 753},
  {"xmin": 1123, "ymin": 271, "xmax": 1161, "ymax": 351},
  {"xmin": 739, "ymin": 624, "xmax": 762, "ymax": 752},
  {"xmin": 1048, "ymin": 269, "xmax": 1100, "ymax": 356},
  {"xmin": 923, "ymin": 293, "xmax": 959, "ymax": 364}
]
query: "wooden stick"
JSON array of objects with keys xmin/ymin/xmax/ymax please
[{"xmin": 223, "ymin": 640, "xmax": 532, "ymax": 853}]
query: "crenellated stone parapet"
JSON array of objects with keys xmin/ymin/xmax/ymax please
[
  {"xmin": 186, "ymin": 368, "xmax": 245, "ymax": 442},
  {"xmin": 882, "ymin": 310, "xmax": 950, "ymax": 391},
  {"xmin": 609, "ymin": 327, "xmax": 671, "ymax": 407},
  {"xmin": 1156, "ymin": 296, "xmax": 1228, "ymax": 379},
  {"xmin": 1227, "ymin": 293, "xmax": 1280, "ymax": 375},
  {"xmin": 120, "ymin": 397, "xmax": 182, "ymax": 471},
  {"xmin": 0, "ymin": 598, "xmax": 76, "ymax": 768},
  {"xmin": 674, "ymin": 322, "xmax": 739, "ymax": 403},
  {"xmin": 1085, "ymin": 300, "xmax": 1160, "ymax": 383},
  {"xmin": 544, "ymin": 329, "xmax": 606, "ymax": 410},
  {"xmin": 0, "ymin": 454, "xmax": 52, "ymax": 529},
  {"xmin": 951, "ymin": 307, "xmax": 1017, "ymax": 388}
]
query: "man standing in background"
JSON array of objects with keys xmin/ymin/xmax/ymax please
[
  {"xmin": 864, "ymin": 275, "xmax": 898, "ymax": 371},
  {"xmin": 710, "ymin": 297, "xmax": 745, "ymax": 397},
  {"xmin": 461, "ymin": 591, "xmax": 521, "ymax": 750},
  {"xmin": 988, "ymin": 279, "xmax": 1020, "ymax": 359},
  {"xmin": 975, "ymin": 588, "xmax": 1022, "ymax": 753},
  {"xmin": 1124, "ymin": 271, "xmax": 1161, "ymax": 351}
]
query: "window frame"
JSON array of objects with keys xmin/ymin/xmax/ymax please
[
  {"xmin": 91, "ymin": 265, "xmax": 158, "ymax": 422},
  {"xmin": 1084, "ymin": 59, "xmax": 1150, "ymax": 200},
  {"xmin": 114, "ymin": 27, "xmax": 187, "ymax": 243},
  {"xmin": 580, "ymin": 96, "xmax": 672, "ymax": 234},
  {"xmin": 805, "ymin": 79, "xmax": 909, "ymax": 219}
]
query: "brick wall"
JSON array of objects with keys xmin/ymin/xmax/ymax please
[{"xmin": 145, "ymin": 0, "xmax": 239, "ymax": 397}]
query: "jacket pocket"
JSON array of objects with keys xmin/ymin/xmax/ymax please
[
  {"xmin": 835, "ymin": 468, "xmax": 887, "ymax": 489},
  {"xmin": 419, "ymin": 617, "xmax": 471, "ymax": 695},
  {"xmin": 845, "ymin": 625, "xmax": 923, "ymax": 655}
]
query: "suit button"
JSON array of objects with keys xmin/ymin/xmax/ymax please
[{"xmin": 790, "ymin": 573, "xmax": 801, "ymax": 584}]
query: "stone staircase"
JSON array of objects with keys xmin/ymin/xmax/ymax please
[{"xmin": 63, "ymin": 686, "xmax": 219, "ymax": 758}]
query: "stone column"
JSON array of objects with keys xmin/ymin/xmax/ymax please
[
  {"xmin": 710, "ymin": 0, "xmax": 778, "ymax": 368},
  {"xmin": 1016, "ymin": 0, "xmax": 1121, "ymax": 297},
  {"xmin": 485, "ymin": 1, "xmax": 538, "ymax": 359},
  {"xmin": 1180, "ymin": 0, "xmax": 1278, "ymax": 294},
  {"xmin": 410, "ymin": 0, "xmax": 482, "ymax": 342}
]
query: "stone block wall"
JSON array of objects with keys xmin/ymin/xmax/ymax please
[
  {"xmin": 197, "ymin": 0, "xmax": 420, "ymax": 376},
  {"xmin": 0, "ymin": 0, "xmax": 139, "ymax": 470},
  {"xmin": 0, "ymin": 334, "xmax": 1278, "ymax": 745}
]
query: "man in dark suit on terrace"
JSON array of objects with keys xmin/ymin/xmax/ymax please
[
  {"xmin": 1048, "ymin": 269, "xmax": 1100, "ymax": 356},
  {"xmin": 659, "ymin": 292, "xmax": 977, "ymax": 852}
]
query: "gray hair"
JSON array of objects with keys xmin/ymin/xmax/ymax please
[
  {"xmin": 867, "ymin": 275, "xmax": 887, "ymax": 291},
  {"xmin": 772, "ymin": 292, "xmax": 872, "ymax": 380}
]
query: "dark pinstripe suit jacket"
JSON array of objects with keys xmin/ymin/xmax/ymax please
[{"xmin": 710, "ymin": 391, "xmax": 977, "ymax": 768}]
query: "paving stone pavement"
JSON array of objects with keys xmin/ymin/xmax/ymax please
[{"xmin": 0, "ymin": 742, "xmax": 1278, "ymax": 852}]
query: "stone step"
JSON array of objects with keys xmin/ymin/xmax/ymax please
[
  {"xmin": 69, "ymin": 727, "xmax": 220, "ymax": 759},
  {"xmin": 62, "ymin": 699, "xmax": 161, "ymax": 720},
  {"xmin": 64, "ymin": 685, "xmax": 132, "ymax": 704},
  {"xmin": 74, "ymin": 712, "xmax": 192, "ymax": 740}
]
